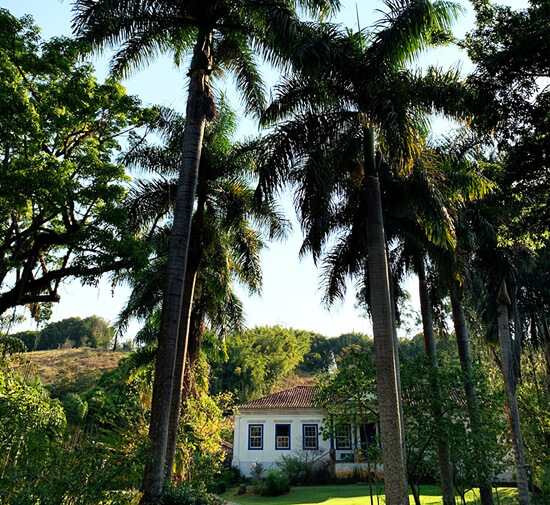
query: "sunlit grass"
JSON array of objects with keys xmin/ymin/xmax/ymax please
[{"xmin": 221, "ymin": 483, "xmax": 519, "ymax": 505}]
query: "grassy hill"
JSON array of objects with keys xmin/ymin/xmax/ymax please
[{"xmin": 14, "ymin": 347, "xmax": 131, "ymax": 386}]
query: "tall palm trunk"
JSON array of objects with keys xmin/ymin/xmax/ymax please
[
  {"xmin": 450, "ymin": 290, "xmax": 494, "ymax": 505},
  {"xmin": 417, "ymin": 260, "xmax": 455, "ymax": 505},
  {"xmin": 496, "ymin": 280, "xmax": 530, "ymax": 505},
  {"xmin": 164, "ymin": 251, "xmax": 201, "ymax": 481},
  {"xmin": 541, "ymin": 317, "xmax": 550, "ymax": 380},
  {"xmin": 165, "ymin": 190, "xmax": 207, "ymax": 481},
  {"xmin": 182, "ymin": 306, "xmax": 207, "ymax": 399},
  {"xmin": 389, "ymin": 272, "xmax": 408, "ymax": 480},
  {"xmin": 364, "ymin": 130, "xmax": 409, "ymax": 505},
  {"xmin": 141, "ymin": 33, "xmax": 212, "ymax": 505}
]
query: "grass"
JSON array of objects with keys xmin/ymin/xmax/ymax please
[
  {"xmin": 12, "ymin": 347, "xmax": 130, "ymax": 384},
  {"xmin": 221, "ymin": 484, "xmax": 519, "ymax": 505}
]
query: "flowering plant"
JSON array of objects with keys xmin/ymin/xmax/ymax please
[{"xmin": 250, "ymin": 461, "xmax": 264, "ymax": 481}]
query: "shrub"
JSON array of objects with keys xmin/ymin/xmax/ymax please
[
  {"xmin": 211, "ymin": 465, "xmax": 243, "ymax": 494},
  {"xmin": 276, "ymin": 454, "xmax": 330, "ymax": 486},
  {"xmin": 161, "ymin": 482, "xmax": 217, "ymax": 505},
  {"xmin": 256, "ymin": 469, "xmax": 290, "ymax": 496}
]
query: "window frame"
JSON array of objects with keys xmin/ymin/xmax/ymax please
[
  {"xmin": 275, "ymin": 423, "xmax": 291, "ymax": 450},
  {"xmin": 248, "ymin": 424, "xmax": 263, "ymax": 450},
  {"xmin": 335, "ymin": 423, "xmax": 352, "ymax": 450},
  {"xmin": 302, "ymin": 423, "xmax": 319, "ymax": 450}
]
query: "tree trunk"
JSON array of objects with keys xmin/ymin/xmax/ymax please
[
  {"xmin": 164, "ymin": 188, "xmax": 207, "ymax": 481},
  {"xmin": 496, "ymin": 280, "xmax": 530, "ymax": 505},
  {"xmin": 140, "ymin": 33, "xmax": 212, "ymax": 505},
  {"xmin": 541, "ymin": 317, "xmax": 550, "ymax": 381},
  {"xmin": 417, "ymin": 260, "xmax": 455, "ymax": 505},
  {"xmin": 389, "ymin": 272, "xmax": 408, "ymax": 486},
  {"xmin": 450, "ymin": 290, "xmax": 494, "ymax": 505},
  {"xmin": 164, "ymin": 258, "xmax": 200, "ymax": 481},
  {"xmin": 364, "ymin": 129, "xmax": 409, "ymax": 505}
]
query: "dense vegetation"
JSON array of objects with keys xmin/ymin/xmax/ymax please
[
  {"xmin": 9, "ymin": 315, "xmax": 115, "ymax": 350},
  {"xmin": 1, "ymin": 0, "xmax": 549, "ymax": 504}
]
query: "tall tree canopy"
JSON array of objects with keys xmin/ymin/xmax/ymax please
[{"xmin": 0, "ymin": 10, "xmax": 150, "ymax": 321}]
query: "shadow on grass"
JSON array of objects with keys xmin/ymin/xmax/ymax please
[{"xmin": 221, "ymin": 484, "xmax": 519, "ymax": 505}]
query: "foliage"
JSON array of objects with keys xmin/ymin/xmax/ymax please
[
  {"xmin": 0, "ymin": 9, "xmax": 151, "ymax": 319},
  {"xmin": 250, "ymin": 462, "xmax": 265, "ymax": 482},
  {"xmin": 0, "ymin": 365, "xmax": 66, "ymax": 483},
  {"xmin": 5, "ymin": 330, "xmax": 40, "ymax": 350},
  {"xmin": 0, "ymin": 333, "xmax": 27, "ymax": 358},
  {"xmin": 47, "ymin": 367, "xmax": 102, "ymax": 400},
  {"xmin": 300, "ymin": 333, "xmax": 374, "ymax": 374},
  {"xmin": 516, "ymin": 349, "xmax": 550, "ymax": 496},
  {"xmin": 174, "ymin": 391, "xmax": 234, "ymax": 491},
  {"xmin": 39, "ymin": 316, "xmax": 115, "ymax": 349},
  {"xmin": 400, "ymin": 356, "xmax": 507, "ymax": 499},
  {"xmin": 464, "ymin": 0, "xmax": 550, "ymax": 237},
  {"xmin": 0, "ymin": 349, "xmax": 152, "ymax": 504},
  {"xmin": 275, "ymin": 454, "xmax": 330, "ymax": 486},
  {"xmin": 316, "ymin": 347, "xmax": 508, "ymax": 496},
  {"xmin": 255, "ymin": 469, "xmax": 291, "ymax": 497},
  {"xmin": 161, "ymin": 482, "xmax": 218, "ymax": 505},
  {"xmin": 209, "ymin": 326, "xmax": 312, "ymax": 403},
  {"xmin": 7, "ymin": 316, "xmax": 115, "ymax": 351}
]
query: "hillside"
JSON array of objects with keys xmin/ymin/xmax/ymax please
[{"xmin": 14, "ymin": 347, "xmax": 131, "ymax": 385}]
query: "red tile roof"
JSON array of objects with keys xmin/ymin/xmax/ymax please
[{"xmin": 237, "ymin": 386, "xmax": 320, "ymax": 409}]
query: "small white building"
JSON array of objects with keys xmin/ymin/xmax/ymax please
[{"xmin": 231, "ymin": 385, "xmax": 379, "ymax": 478}]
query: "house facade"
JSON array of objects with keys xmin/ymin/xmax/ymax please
[{"xmin": 231, "ymin": 385, "xmax": 380, "ymax": 478}]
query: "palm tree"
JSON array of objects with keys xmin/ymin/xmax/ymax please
[
  {"xmin": 71, "ymin": 1, "xmax": 337, "ymax": 501},
  {"xmin": 495, "ymin": 280, "xmax": 530, "ymax": 505},
  {"xmin": 468, "ymin": 202, "xmax": 534, "ymax": 505},
  {"xmin": 115, "ymin": 102, "xmax": 288, "ymax": 494},
  {"xmin": 259, "ymin": 2, "xmax": 466, "ymax": 501},
  {"xmin": 296, "ymin": 136, "xmax": 486, "ymax": 504},
  {"xmin": 415, "ymin": 132, "xmax": 498, "ymax": 505}
]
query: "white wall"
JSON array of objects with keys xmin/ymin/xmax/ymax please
[{"xmin": 232, "ymin": 408, "xmax": 330, "ymax": 476}]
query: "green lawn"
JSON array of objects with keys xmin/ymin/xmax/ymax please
[{"xmin": 221, "ymin": 484, "xmax": 519, "ymax": 505}]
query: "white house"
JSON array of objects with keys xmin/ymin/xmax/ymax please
[{"xmin": 231, "ymin": 385, "xmax": 380, "ymax": 478}]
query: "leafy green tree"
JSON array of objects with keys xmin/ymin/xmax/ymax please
[
  {"xmin": 463, "ymin": 5, "xmax": 550, "ymax": 499},
  {"xmin": 517, "ymin": 347, "xmax": 550, "ymax": 495},
  {"xmin": 464, "ymin": 0, "xmax": 550, "ymax": 241},
  {"xmin": 210, "ymin": 326, "xmax": 312, "ymax": 403},
  {"xmin": 8, "ymin": 330, "xmax": 40, "ymax": 351},
  {"xmin": 25, "ymin": 315, "xmax": 115, "ymax": 350},
  {"xmin": 83, "ymin": 315, "xmax": 115, "ymax": 348},
  {"xmin": 0, "ymin": 334, "xmax": 27, "ymax": 358},
  {"xmin": 315, "ymin": 347, "xmax": 506, "ymax": 505},
  {"xmin": 72, "ymin": 1, "xmax": 340, "ymax": 498},
  {"xmin": 297, "ymin": 334, "xmax": 335, "ymax": 374},
  {"xmin": 0, "ymin": 10, "xmax": 150, "ymax": 320}
]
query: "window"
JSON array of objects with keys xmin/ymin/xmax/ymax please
[
  {"xmin": 275, "ymin": 424, "xmax": 291, "ymax": 450},
  {"xmin": 335, "ymin": 423, "xmax": 352, "ymax": 449},
  {"xmin": 248, "ymin": 424, "xmax": 263, "ymax": 450},
  {"xmin": 303, "ymin": 424, "xmax": 318, "ymax": 450}
]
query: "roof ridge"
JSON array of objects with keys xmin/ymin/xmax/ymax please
[{"xmin": 237, "ymin": 385, "xmax": 319, "ymax": 410}]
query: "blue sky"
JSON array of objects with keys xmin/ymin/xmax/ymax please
[{"xmin": 3, "ymin": 0, "xmax": 522, "ymax": 340}]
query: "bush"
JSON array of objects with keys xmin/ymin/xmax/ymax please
[
  {"xmin": 276, "ymin": 454, "xmax": 330, "ymax": 486},
  {"xmin": 211, "ymin": 465, "xmax": 243, "ymax": 494},
  {"xmin": 161, "ymin": 482, "xmax": 216, "ymax": 505},
  {"xmin": 256, "ymin": 469, "xmax": 290, "ymax": 497}
]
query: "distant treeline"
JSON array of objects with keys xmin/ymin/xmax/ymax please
[
  {"xmin": 8, "ymin": 316, "xmax": 114, "ymax": 351},
  {"xmin": 208, "ymin": 326, "xmax": 456, "ymax": 404}
]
